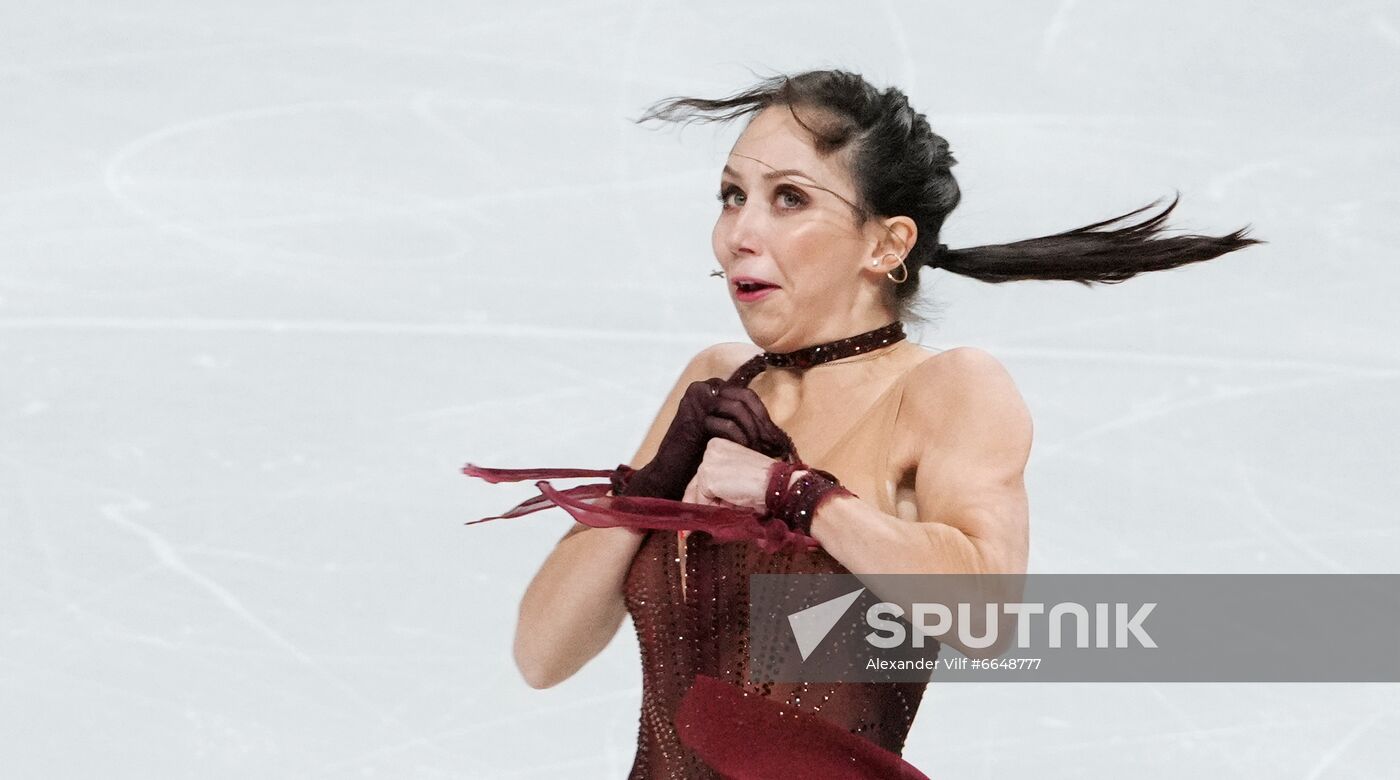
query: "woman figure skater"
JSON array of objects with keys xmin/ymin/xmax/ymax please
[{"xmin": 464, "ymin": 69, "xmax": 1261, "ymax": 779}]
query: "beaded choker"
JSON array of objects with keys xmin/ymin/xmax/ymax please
[{"xmin": 761, "ymin": 320, "xmax": 906, "ymax": 369}]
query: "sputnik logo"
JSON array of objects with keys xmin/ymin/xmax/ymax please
[{"xmin": 787, "ymin": 588, "xmax": 865, "ymax": 661}]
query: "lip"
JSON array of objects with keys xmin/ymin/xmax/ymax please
[
  {"xmin": 735, "ymin": 285, "xmax": 777, "ymax": 303},
  {"xmin": 731, "ymin": 275, "xmax": 780, "ymax": 303}
]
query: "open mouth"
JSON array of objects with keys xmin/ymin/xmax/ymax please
[{"xmin": 735, "ymin": 280, "xmax": 778, "ymax": 293}]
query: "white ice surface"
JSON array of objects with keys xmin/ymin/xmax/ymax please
[{"xmin": 2, "ymin": 1, "xmax": 1398, "ymax": 777}]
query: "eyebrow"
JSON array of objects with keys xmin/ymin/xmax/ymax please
[{"xmin": 721, "ymin": 164, "xmax": 815, "ymax": 183}]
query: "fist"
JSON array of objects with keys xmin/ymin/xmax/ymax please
[{"xmin": 682, "ymin": 438, "xmax": 782, "ymax": 513}]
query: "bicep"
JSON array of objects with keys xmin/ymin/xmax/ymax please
[{"xmin": 910, "ymin": 348, "xmax": 1033, "ymax": 575}]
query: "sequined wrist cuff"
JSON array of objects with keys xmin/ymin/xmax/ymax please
[
  {"xmin": 770, "ymin": 466, "xmax": 855, "ymax": 535},
  {"xmin": 765, "ymin": 460, "xmax": 801, "ymax": 512}
]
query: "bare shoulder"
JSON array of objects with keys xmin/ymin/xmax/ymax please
[
  {"xmin": 905, "ymin": 346, "xmax": 1033, "ymax": 453},
  {"xmin": 909, "ymin": 345, "xmax": 1017, "ymax": 386},
  {"xmin": 695, "ymin": 341, "xmax": 763, "ymax": 379}
]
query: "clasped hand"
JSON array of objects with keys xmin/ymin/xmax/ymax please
[
  {"xmin": 682, "ymin": 438, "xmax": 793, "ymax": 513},
  {"xmin": 624, "ymin": 373, "xmax": 796, "ymax": 509}
]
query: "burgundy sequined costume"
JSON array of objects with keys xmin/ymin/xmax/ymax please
[{"xmin": 621, "ymin": 351, "xmax": 938, "ymax": 779}]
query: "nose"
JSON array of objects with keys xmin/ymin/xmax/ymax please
[{"xmin": 718, "ymin": 199, "xmax": 765, "ymax": 261}]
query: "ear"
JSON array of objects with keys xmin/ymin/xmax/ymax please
[{"xmin": 866, "ymin": 215, "xmax": 918, "ymax": 273}]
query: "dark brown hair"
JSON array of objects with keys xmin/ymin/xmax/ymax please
[{"xmin": 634, "ymin": 69, "xmax": 1264, "ymax": 324}]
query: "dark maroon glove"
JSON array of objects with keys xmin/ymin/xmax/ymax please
[{"xmin": 618, "ymin": 378, "xmax": 793, "ymax": 501}]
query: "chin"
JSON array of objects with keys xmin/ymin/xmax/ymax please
[
  {"xmin": 737, "ymin": 321, "xmax": 784, "ymax": 352},
  {"xmin": 730, "ymin": 312, "xmax": 762, "ymax": 341}
]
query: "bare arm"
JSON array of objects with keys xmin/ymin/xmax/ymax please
[
  {"xmin": 804, "ymin": 347, "xmax": 1033, "ymax": 658},
  {"xmin": 512, "ymin": 343, "xmax": 759, "ymax": 688}
]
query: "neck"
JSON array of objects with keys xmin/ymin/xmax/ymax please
[
  {"xmin": 726, "ymin": 322, "xmax": 913, "ymax": 391},
  {"xmin": 761, "ymin": 301, "xmax": 901, "ymax": 356}
]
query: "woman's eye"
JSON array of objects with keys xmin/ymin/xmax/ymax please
[
  {"xmin": 716, "ymin": 185, "xmax": 805, "ymax": 210},
  {"xmin": 716, "ymin": 186, "xmax": 744, "ymax": 208},
  {"xmin": 778, "ymin": 188, "xmax": 807, "ymax": 208}
]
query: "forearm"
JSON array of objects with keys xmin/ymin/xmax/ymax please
[
  {"xmin": 809, "ymin": 492, "xmax": 985, "ymax": 577},
  {"xmin": 513, "ymin": 518, "xmax": 644, "ymax": 689},
  {"xmin": 808, "ymin": 493, "xmax": 1021, "ymax": 658}
]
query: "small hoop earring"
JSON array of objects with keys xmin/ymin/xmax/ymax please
[{"xmin": 884, "ymin": 253, "xmax": 909, "ymax": 284}]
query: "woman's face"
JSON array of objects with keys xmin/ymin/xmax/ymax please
[{"xmin": 712, "ymin": 106, "xmax": 901, "ymax": 352}]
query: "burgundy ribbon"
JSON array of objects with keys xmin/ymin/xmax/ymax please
[{"xmin": 462, "ymin": 463, "xmax": 820, "ymax": 554}]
